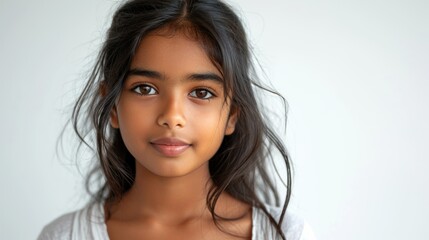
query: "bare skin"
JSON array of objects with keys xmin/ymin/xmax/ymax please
[
  {"xmin": 107, "ymin": 29, "xmax": 252, "ymax": 239},
  {"xmin": 105, "ymin": 166, "xmax": 252, "ymax": 240}
]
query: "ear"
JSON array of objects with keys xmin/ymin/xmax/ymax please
[
  {"xmin": 99, "ymin": 80, "xmax": 107, "ymax": 97},
  {"xmin": 100, "ymin": 81, "xmax": 120, "ymax": 129},
  {"xmin": 225, "ymin": 107, "xmax": 238, "ymax": 135},
  {"xmin": 110, "ymin": 105, "xmax": 119, "ymax": 129}
]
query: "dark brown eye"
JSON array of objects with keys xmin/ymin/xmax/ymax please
[
  {"xmin": 132, "ymin": 84, "xmax": 157, "ymax": 95},
  {"xmin": 189, "ymin": 89, "xmax": 214, "ymax": 99}
]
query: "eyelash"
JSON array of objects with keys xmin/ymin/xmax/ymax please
[
  {"xmin": 131, "ymin": 84, "xmax": 158, "ymax": 95},
  {"xmin": 189, "ymin": 88, "xmax": 216, "ymax": 100},
  {"xmin": 131, "ymin": 84, "xmax": 217, "ymax": 100}
]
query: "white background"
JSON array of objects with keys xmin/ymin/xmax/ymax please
[{"xmin": 1, "ymin": 0, "xmax": 428, "ymax": 239}]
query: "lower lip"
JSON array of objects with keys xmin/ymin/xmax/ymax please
[{"xmin": 151, "ymin": 143, "xmax": 190, "ymax": 157}]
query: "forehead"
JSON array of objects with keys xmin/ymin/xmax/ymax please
[{"xmin": 130, "ymin": 29, "xmax": 222, "ymax": 79}]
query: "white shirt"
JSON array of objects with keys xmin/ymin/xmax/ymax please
[{"xmin": 38, "ymin": 202, "xmax": 316, "ymax": 240}]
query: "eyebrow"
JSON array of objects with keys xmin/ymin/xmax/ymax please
[
  {"xmin": 127, "ymin": 68, "xmax": 223, "ymax": 84},
  {"xmin": 187, "ymin": 72, "xmax": 223, "ymax": 83},
  {"xmin": 127, "ymin": 68, "xmax": 163, "ymax": 80}
]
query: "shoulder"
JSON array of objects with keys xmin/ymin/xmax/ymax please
[
  {"xmin": 253, "ymin": 205, "xmax": 316, "ymax": 240},
  {"xmin": 37, "ymin": 202, "xmax": 107, "ymax": 240},
  {"xmin": 37, "ymin": 211, "xmax": 77, "ymax": 240}
]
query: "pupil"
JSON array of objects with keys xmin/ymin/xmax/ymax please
[
  {"xmin": 142, "ymin": 86, "xmax": 150, "ymax": 94},
  {"xmin": 197, "ymin": 90, "xmax": 206, "ymax": 98}
]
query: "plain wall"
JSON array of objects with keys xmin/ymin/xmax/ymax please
[{"xmin": 1, "ymin": 0, "xmax": 428, "ymax": 239}]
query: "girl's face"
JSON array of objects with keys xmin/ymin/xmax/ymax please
[{"xmin": 110, "ymin": 30, "xmax": 237, "ymax": 178}]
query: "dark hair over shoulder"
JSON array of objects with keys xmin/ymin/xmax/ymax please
[{"xmin": 72, "ymin": 0, "xmax": 292, "ymax": 239}]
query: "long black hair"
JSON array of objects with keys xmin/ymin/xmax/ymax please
[{"xmin": 72, "ymin": 0, "xmax": 292, "ymax": 239}]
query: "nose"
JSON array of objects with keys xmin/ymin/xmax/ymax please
[{"xmin": 157, "ymin": 94, "xmax": 186, "ymax": 129}]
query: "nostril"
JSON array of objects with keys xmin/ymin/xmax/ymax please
[
  {"xmin": 156, "ymin": 100, "xmax": 186, "ymax": 128},
  {"xmin": 157, "ymin": 115, "xmax": 186, "ymax": 129}
]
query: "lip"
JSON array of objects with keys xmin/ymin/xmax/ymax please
[{"xmin": 150, "ymin": 137, "xmax": 191, "ymax": 157}]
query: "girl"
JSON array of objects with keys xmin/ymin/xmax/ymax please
[{"xmin": 39, "ymin": 0, "xmax": 315, "ymax": 239}]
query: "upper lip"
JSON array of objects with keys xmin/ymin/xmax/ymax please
[{"xmin": 150, "ymin": 137, "xmax": 191, "ymax": 146}]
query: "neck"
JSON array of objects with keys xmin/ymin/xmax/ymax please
[{"xmin": 110, "ymin": 162, "xmax": 213, "ymax": 222}]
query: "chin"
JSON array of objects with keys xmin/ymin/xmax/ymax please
[{"xmin": 138, "ymin": 161, "xmax": 207, "ymax": 179}]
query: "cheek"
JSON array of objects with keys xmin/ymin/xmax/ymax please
[
  {"xmin": 116, "ymin": 102, "xmax": 155, "ymax": 139},
  {"xmin": 191, "ymin": 107, "xmax": 230, "ymax": 140},
  {"xmin": 116, "ymin": 105, "xmax": 156, "ymax": 160}
]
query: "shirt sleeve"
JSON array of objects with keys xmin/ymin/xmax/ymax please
[
  {"xmin": 298, "ymin": 221, "xmax": 317, "ymax": 240},
  {"xmin": 265, "ymin": 205, "xmax": 317, "ymax": 240},
  {"xmin": 37, "ymin": 212, "xmax": 75, "ymax": 240}
]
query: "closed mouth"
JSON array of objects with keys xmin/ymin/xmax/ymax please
[{"xmin": 150, "ymin": 137, "xmax": 191, "ymax": 157}]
